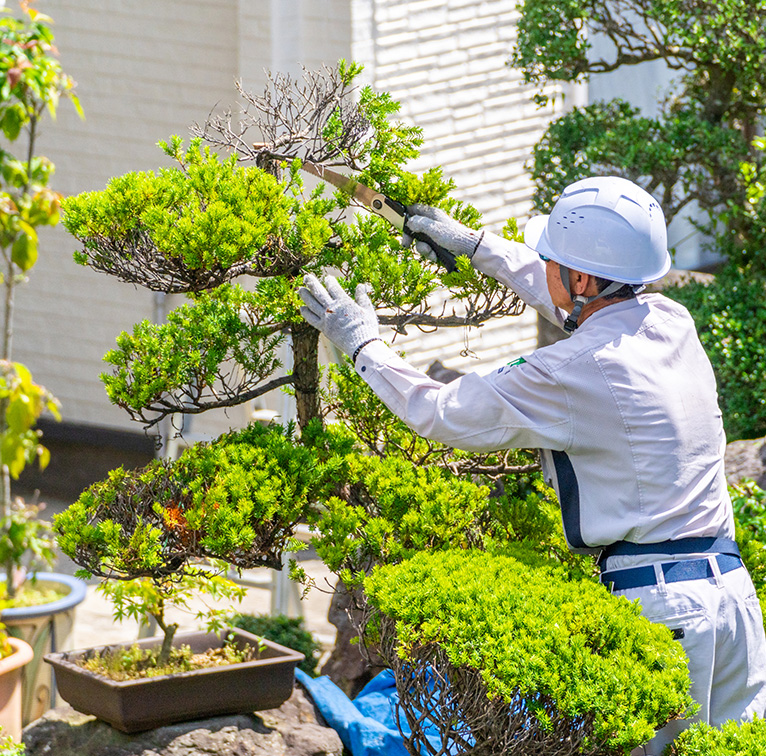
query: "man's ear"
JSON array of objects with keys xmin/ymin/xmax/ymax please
[{"xmin": 571, "ymin": 271, "xmax": 590, "ymax": 297}]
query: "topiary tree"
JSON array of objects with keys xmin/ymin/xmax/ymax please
[
  {"xmin": 53, "ymin": 62, "xmax": 692, "ymax": 752},
  {"xmin": 511, "ymin": 0, "xmax": 766, "ymax": 258}
]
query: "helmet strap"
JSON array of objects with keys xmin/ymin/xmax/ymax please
[
  {"xmin": 563, "ymin": 295, "xmax": 587, "ymax": 333},
  {"xmin": 559, "ymin": 263, "xmax": 626, "ymax": 333}
]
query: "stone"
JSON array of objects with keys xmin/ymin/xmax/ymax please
[
  {"xmin": 21, "ymin": 684, "xmax": 343, "ymax": 756},
  {"xmin": 725, "ymin": 436, "xmax": 766, "ymax": 489}
]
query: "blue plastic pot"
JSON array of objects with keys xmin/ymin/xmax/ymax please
[{"xmin": 1, "ymin": 572, "xmax": 88, "ymax": 724}]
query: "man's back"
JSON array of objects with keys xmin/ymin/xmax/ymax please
[{"xmin": 532, "ymin": 293, "xmax": 734, "ymax": 551}]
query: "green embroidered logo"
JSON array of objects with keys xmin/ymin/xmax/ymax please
[{"xmin": 507, "ymin": 357, "xmax": 526, "ymax": 367}]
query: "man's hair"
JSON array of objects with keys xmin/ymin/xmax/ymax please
[{"xmin": 594, "ymin": 276, "xmax": 637, "ymax": 301}]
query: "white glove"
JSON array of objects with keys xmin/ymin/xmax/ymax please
[
  {"xmin": 299, "ymin": 274, "xmax": 381, "ymax": 362},
  {"xmin": 402, "ymin": 204, "xmax": 484, "ymax": 272}
]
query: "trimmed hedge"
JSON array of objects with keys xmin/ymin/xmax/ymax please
[
  {"xmin": 667, "ymin": 717, "xmax": 766, "ymax": 755},
  {"xmin": 365, "ymin": 546, "xmax": 694, "ymax": 755}
]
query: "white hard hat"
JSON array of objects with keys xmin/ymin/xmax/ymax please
[{"xmin": 524, "ymin": 176, "xmax": 671, "ymax": 285}]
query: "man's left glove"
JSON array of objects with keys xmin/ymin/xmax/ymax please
[{"xmin": 299, "ymin": 274, "xmax": 381, "ymax": 363}]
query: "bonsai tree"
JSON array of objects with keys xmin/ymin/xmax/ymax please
[
  {"xmin": 0, "ymin": 1, "xmax": 80, "ymax": 600},
  {"xmin": 54, "ymin": 62, "xmax": 692, "ymax": 750},
  {"xmin": 511, "ymin": 0, "xmax": 766, "ymax": 439},
  {"xmin": 53, "ymin": 422, "xmax": 340, "ymax": 664}
]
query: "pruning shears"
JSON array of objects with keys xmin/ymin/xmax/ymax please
[{"xmin": 300, "ymin": 161, "xmax": 457, "ymax": 271}]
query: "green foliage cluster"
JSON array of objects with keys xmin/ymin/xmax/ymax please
[
  {"xmin": 365, "ymin": 547, "xmax": 694, "ymax": 754},
  {"xmin": 101, "ymin": 285, "xmax": 285, "ymax": 425},
  {"xmin": 53, "ymin": 422, "xmax": 340, "ymax": 578},
  {"xmin": 0, "ymin": 360, "xmax": 60, "ymax": 479},
  {"xmin": 0, "ymin": 728, "xmax": 23, "ymax": 756},
  {"xmin": 528, "ymin": 99, "xmax": 746, "ymax": 219},
  {"xmin": 0, "ymin": 1, "xmax": 80, "ymax": 271},
  {"xmin": 230, "ymin": 612, "xmax": 322, "ymax": 676},
  {"xmin": 63, "ymin": 139, "xmax": 333, "ymax": 284},
  {"xmin": 0, "ymin": 497, "xmax": 55, "ymax": 593},
  {"xmin": 721, "ymin": 136, "xmax": 766, "ymax": 276},
  {"xmin": 309, "ymin": 451, "xmax": 491, "ymax": 586},
  {"xmin": 667, "ymin": 717, "xmax": 766, "ymax": 756},
  {"xmin": 0, "ymin": 4, "xmax": 82, "ymax": 132},
  {"xmin": 97, "ymin": 573, "xmax": 246, "ymax": 653},
  {"xmin": 664, "ymin": 271, "xmax": 766, "ymax": 440},
  {"xmin": 729, "ymin": 480, "xmax": 766, "ymax": 620}
]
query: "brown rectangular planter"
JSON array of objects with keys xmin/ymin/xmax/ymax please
[{"xmin": 44, "ymin": 628, "xmax": 304, "ymax": 733}]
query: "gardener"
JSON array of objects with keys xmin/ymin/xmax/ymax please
[{"xmin": 298, "ymin": 175, "xmax": 766, "ymax": 753}]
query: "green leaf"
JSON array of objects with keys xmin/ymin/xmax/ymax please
[{"xmin": 11, "ymin": 231, "xmax": 38, "ymax": 271}]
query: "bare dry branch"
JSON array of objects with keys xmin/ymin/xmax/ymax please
[
  {"xmin": 79, "ymin": 230, "xmax": 307, "ymax": 294},
  {"xmin": 373, "ymin": 616, "xmax": 603, "ymax": 756},
  {"xmin": 191, "ymin": 65, "xmax": 374, "ymax": 172}
]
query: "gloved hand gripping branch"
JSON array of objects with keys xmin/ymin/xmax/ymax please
[
  {"xmin": 402, "ymin": 204, "xmax": 484, "ymax": 273},
  {"xmin": 299, "ymin": 274, "xmax": 381, "ymax": 363}
]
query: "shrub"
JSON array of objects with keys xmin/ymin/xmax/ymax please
[
  {"xmin": 365, "ymin": 547, "xmax": 694, "ymax": 756},
  {"xmin": 664, "ymin": 270, "xmax": 766, "ymax": 441},
  {"xmin": 730, "ymin": 480, "xmax": 766, "ymax": 621},
  {"xmin": 666, "ymin": 717, "xmax": 766, "ymax": 755},
  {"xmin": 0, "ymin": 729, "xmax": 23, "ymax": 756},
  {"xmin": 230, "ymin": 613, "xmax": 322, "ymax": 676}
]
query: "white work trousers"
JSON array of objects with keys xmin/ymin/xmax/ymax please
[{"xmin": 612, "ymin": 558, "xmax": 766, "ymax": 755}]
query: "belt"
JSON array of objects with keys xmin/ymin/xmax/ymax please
[
  {"xmin": 598, "ymin": 536, "xmax": 740, "ymax": 566},
  {"xmin": 600, "ymin": 553, "xmax": 743, "ymax": 591}
]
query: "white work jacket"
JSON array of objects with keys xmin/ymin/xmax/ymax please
[{"xmin": 354, "ymin": 231, "xmax": 735, "ymax": 553}]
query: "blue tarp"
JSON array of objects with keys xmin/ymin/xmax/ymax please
[{"xmin": 295, "ymin": 668, "xmax": 440, "ymax": 756}]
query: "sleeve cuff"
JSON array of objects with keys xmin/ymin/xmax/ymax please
[{"xmin": 354, "ymin": 338, "xmax": 397, "ymax": 377}]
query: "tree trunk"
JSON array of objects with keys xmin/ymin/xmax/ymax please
[
  {"xmin": 155, "ymin": 617, "xmax": 179, "ymax": 667},
  {"xmin": 291, "ymin": 321, "xmax": 321, "ymax": 432}
]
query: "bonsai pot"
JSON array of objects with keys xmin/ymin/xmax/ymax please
[
  {"xmin": 1, "ymin": 572, "xmax": 88, "ymax": 725},
  {"xmin": 44, "ymin": 627, "xmax": 305, "ymax": 733},
  {"xmin": 0, "ymin": 637, "xmax": 34, "ymax": 741}
]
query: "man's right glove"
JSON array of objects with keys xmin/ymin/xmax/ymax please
[{"xmin": 402, "ymin": 204, "xmax": 484, "ymax": 272}]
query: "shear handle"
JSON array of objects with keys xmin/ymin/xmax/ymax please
[{"xmin": 402, "ymin": 213, "xmax": 458, "ymax": 273}]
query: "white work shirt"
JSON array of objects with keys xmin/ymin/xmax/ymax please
[{"xmin": 355, "ymin": 231, "xmax": 735, "ymax": 553}]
